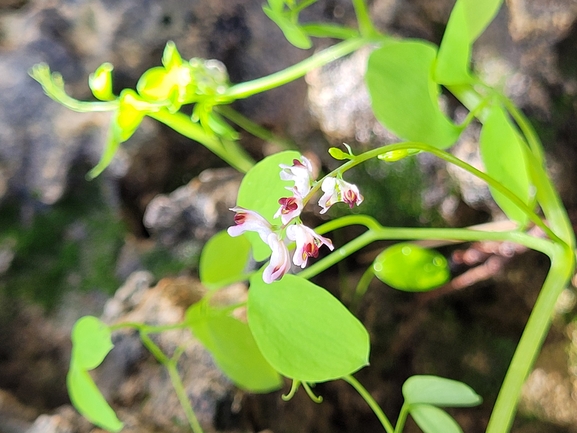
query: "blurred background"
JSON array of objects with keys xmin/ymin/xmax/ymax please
[{"xmin": 2, "ymin": 0, "xmax": 577, "ymax": 432}]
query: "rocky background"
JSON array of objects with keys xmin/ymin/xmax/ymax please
[{"xmin": 1, "ymin": 0, "xmax": 577, "ymax": 432}]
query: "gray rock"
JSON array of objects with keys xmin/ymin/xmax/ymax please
[{"xmin": 143, "ymin": 168, "xmax": 242, "ymax": 247}]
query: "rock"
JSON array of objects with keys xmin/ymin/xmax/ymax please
[{"xmin": 143, "ymin": 168, "xmax": 242, "ymax": 246}]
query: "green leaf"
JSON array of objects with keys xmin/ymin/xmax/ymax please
[
  {"xmin": 263, "ymin": 7, "xmax": 312, "ymax": 50},
  {"xmin": 199, "ymin": 231, "xmax": 252, "ymax": 289},
  {"xmin": 67, "ymin": 366, "xmax": 123, "ymax": 432},
  {"xmin": 247, "ymin": 274, "xmax": 370, "ymax": 382},
  {"xmin": 479, "ymin": 104, "xmax": 531, "ymax": 224},
  {"xmin": 410, "ymin": 404, "xmax": 463, "ymax": 433},
  {"xmin": 373, "ymin": 243, "xmax": 450, "ymax": 292},
  {"xmin": 403, "ymin": 375, "xmax": 482, "ymax": 407},
  {"xmin": 70, "ymin": 316, "xmax": 114, "ymax": 370},
  {"xmin": 366, "ymin": 40, "xmax": 461, "ymax": 148},
  {"xmin": 435, "ymin": 0, "xmax": 504, "ymax": 84},
  {"xmin": 186, "ymin": 302, "xmax": 283, "ymax": 392},
  {"xmin": 236, "ymin": 150, "xmax": 302, "ymax": 261}
]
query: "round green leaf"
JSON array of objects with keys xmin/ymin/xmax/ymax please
[
  {"xmin": 71, "ymin": 316, "xmax": 114, "ymax": 371},
  {"xmin": 247, "ymin": 274, "xmax": 370, "ymax": 382},
  {"xmin": 403, "ymin": 375, "xmax": 482, "ymax": 407},
  {"xmin": 410, "ymin": 404, "xmax": 463, "ymax": 433},
  {"xmin": 186, "ymin": 303, "xmax": 283, "ymax": 392},
  {"xmin": 199, "ymin": 231, "xmax": 251, "ymax": 289},
  {"xmin": 366, "ymin": 40, "xmax": 461, "ymax": 149},
  {"xmin": 236, "ymin": 150, "xmax": 302, "ymax": 261},
  {"xmin": 373, "ymin": 243, "xmax": 450, "ymax": 292},
  {"xmin": 479, "ymin": 105, "xmax": 531, "ymax": 225},
  {"xmin": 67, "ymin": 366, "xmax": 123, "ymax": 432}
]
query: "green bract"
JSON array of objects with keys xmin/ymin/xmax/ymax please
[
  {"xmin": 186, "ymin": 302, "xmax": 282, "ymax": 392},
  {"xmin": 366, "ymin": 40, "xmax": 461, "ymax": 148},
  {"xmin": 247, "ymin": 274, "xmax": 370, "ymax": 382},
  {"xmin": 89, "ymin": 63, "xmax": 115, "ymax": 101},
  {"xmin": 373, "ymin": 243, "xmax": 450, "ymax": 292},
  {"xmin": 263, "ymin": 6, "xmax": 312, "ymax": 50},
  {"xmin": 68, "ymin": 316, "xmax": 122, "ymax": 432},
  {"xmin": 236, "ymin": 150, "xmax": 302, "ymax": 261},
  {"xmin": 199, "ymin": 230, "xmax": 252, "ymax": 289},
  {"xmin": 479, "ymin": 104, "xmax": 531, "ymax": 225}
]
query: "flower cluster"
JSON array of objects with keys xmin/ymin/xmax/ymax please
[{"xmin": 228, "ymin": 156, "xmax": 363, "ymax": 283}]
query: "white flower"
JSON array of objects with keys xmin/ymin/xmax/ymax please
[
  {"xmin": 286, "ymin": 224, "xmax": 334, "ymax": 268},
  {"xmin": 318, "ymin": 177, "xmax": 363, "ymax": 214},
  {"xmin": 262, "ymin": 233, "xmax": 292, "ymax": 283},
  {"xmin": 279, "ymin": 156, "xmax": 314, "ymax": 197}
]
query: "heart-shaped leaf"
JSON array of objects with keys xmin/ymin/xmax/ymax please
[
  {"xmin": 67, "ymin": 366, "xmax": 123, "ymax": 432},
  {"xmin": 199, "ymin": 231, "xmax": 252, "ymax": 289},
  {"xmin": 366, "ymin": 40, "xmax": 461, "ymax": 148},
  {"xmin": 410, "ymin": 404, "xmax": 463, "ymax": 433},
  {"xmin": 247, "ymin": 274, "xmax": 370, "ymax": 382},
  {"xmin": 187, "ymin": 302, "xmax": 283, "ymax": 392},
  {"xmin": 403, "ymin": 375, "xmax": 482, "ymax": 407},
  {"xmin": 71, "ymin": 316, "xmax": 114, "ymax": 371},
  {"xmin": 435, "ymin": 0, "xmax": 504, "ymax": 84}
]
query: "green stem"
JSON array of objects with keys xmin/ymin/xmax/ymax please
[
  {"xmin": 343, "ymin": 375, "xmax": 395, "ymax": 433},
  {"xmin": 352, "ymin": 0, "xmax": 379, "ymax": 37},
  {"xmin": 215, "ymin": 105, "xmax": 296, "ymax": 150},
  {"xmin": 140, "ymin": 331, "xmax": 204, "ymax": 433},
  {"xmin": 393, "ymin": 403, "xmax": 411, "ymax": 433},
  {"xmin": 299, "ymin": 220, "xmax": 554, "ymax": 280},
  {"xmin": 326, "ymin": 142, "xmax": 559, "ymax": 243},
  {"xmin": 109, "ymin": 322, "xmax": 187, "ymax": 333},
  {"xmin": 223, "ymin": 38, "xmax": 368, "ymax": 100},
  {"xmin": 486, "ymin": 244, "xmax": 575, "ymax": 432},
  {"xmin": 499, "ymin": 96, "xmax": 545, "ymax": 166},
  {"xmin": 350, "ymin": 266, "xmax": 375, "ymax": 310},
  {"xmin": 166, "ymin": 357, "xmax": 205, "ymax": 433},
  {"xmin": 148, "ymin": 109, "xmax": 254, "ymax": 173}
]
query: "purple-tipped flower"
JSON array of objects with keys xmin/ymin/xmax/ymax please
[
  {"xmin": 274, "ymin": 189, "xmax": 304, "ymax": 225},
  {"xmin": 286, "ymin": 224, "xmax": 334, "ymax": 268},
  {"xmin": 262, "ymin": 233, "xmax": 292, "ymax": 283},
  {"xmin": 318, "ymin": 177, "xmax": 363, "ymax": 214},
  {"xmin": 227, "ymin": 207, "xmax": 272, "ymax": 243},
  {"xmin": 280, "ymin": 156, "xmax": 314, "ymax": 197}
]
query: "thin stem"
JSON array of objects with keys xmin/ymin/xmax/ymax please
[
  {"xmin": 352, "ymin": 0, "xmax": 378, "ymax": 37},
  {"xmin": 215, "ymin": 105, "xmax": 296, "ymax": 150},
  {"xmin": 299, "ymin": 218, "xmax": 555, "ymax": 280},
  {"xmin": 224, "ymin": 38, "xmax": 368, "ymax": 100},
  {"xmin": 109, "ymin": 322, "xmax": 187, "ymax": 333},
  {"xmin": 499, "ymin": 96, "xmax": 545, "ymax": 166},
  {"xmin": 332, "ymin": 142, "xmax": 560, "ymax": 243},
  {"xmin": 486, "ymin": 244, "xmax": 575, "ymax": 432},
  {"xmin": 166, "ymin": 358, "xmax": 205, "ymax": 433},
  {"xmin": 350, "ymin": 265, "xmax": 375, "ymax": 311},
  {"xmin": 343, "ymin": 375, "xmax": 394, "ymax": 433},
  {"xmin": 393, "ymin": 403, "xmax": 411, "ymax": 433},
  {"xmin": 148, "ymin": 109, "xmax": 254, "ymax": 173},
  {"xmin": 139, "ymin": 331, "xmax": 204, "ymax": 433}
]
